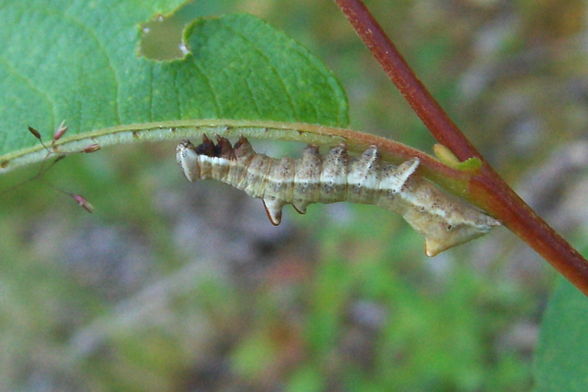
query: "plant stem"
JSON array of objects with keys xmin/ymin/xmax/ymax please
[{"xmin": 334, "ymin": 0, "xmax": 588, "ymax": 295}]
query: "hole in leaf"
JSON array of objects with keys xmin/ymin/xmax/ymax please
[
  {"xmin": 139, "ymin": 0, "xmax": 209, "ymax": 61},
  {"xmin": 139, "ymin": 0, "xmax": 230, "ymax": 61},
  {"xmin": 139, "ymin": 11, "xmax": 186, "ymax": 61}
]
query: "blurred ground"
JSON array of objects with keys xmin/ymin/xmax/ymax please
[{"xmin": 1, "ymin": 0, "xmax": 588, "ymax": 391}]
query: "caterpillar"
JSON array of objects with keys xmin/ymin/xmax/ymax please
[{"xmin": 176, "ymin": 135, "xmax": 500, "ymax": 256}]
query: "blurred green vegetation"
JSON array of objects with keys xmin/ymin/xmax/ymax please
[{"xmin": 2, "ymin": 0, "xmax": 588, "ymax": 390}]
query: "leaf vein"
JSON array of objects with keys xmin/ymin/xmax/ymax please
[
  {"xmin": 192, "ymin": 60, "xmax": 221, "ymax": 116},
  {"xmin": 0, "ymin": 56, "xmax": 57, "ymax": 130},
  {"xmin": 220, "ymin": 21, "xmax": 298, "ymax": 119},
  {"xmin": 59, "ymin": 8, "xmax": 122, "ymax": 124}
]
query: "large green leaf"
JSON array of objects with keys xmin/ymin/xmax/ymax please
[
  {"xmin": 0, "ymin": 0, "xmax": 348, "ymax": 170},
  {"xmin": 534, "ymin": 278, "xmax": 588, "ymax": 391}
]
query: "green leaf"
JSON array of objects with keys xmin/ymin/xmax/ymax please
[
  {"xmin": 0, "ymin": 1, "xmax": 348, "ymax": 171},
  {"xmin": 433, "ymin": 144, "xmax": 482, "ymax": 171},
  {"xmin": 534, "ymin": 279, "xmax": 588, "ymax": 391}
]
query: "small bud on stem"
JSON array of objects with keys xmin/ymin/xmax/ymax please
[
  {"xmin": 27, "ymin": 126, "xmax": 42, "ymax": 140},
  {"xmin": 70, "ymin": 193, "xmax": 94, "ymax": 213},
  {"xmin": 82, "ymin": 144, "xmax": 101, "ymax": 153},
  {"xmin": 52, "ymin": 120, "xmax": 68, "ymax": 142}
]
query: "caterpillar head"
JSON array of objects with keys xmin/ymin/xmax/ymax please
[{"xmin": 176, "ymin": 139, "xmax": 202, "ymax": 181}]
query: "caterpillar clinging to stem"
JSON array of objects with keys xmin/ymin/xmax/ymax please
[{"xmin": 176, "ymin": 135, "xmax": 500, "ymax": 256}]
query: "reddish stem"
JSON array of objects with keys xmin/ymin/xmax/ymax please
[
  {"xmin": 335, "ymin": 0, "xmax": 588, "ymax": 295},
  {"xmin": 471, "ymin": 173, "xmax": 588, "ymax": 292}
]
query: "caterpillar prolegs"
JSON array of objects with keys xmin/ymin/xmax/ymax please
[{"xmin": 176, "ymin": 136, "xmax": 500, "ymax": 256}]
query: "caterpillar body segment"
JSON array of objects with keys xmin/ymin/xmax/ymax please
[{"xmin": 176, "ymin": 136, "xmax": 500, "ymax": 256}]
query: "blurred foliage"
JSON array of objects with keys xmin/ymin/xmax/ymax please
[{"xmin": 2, "ymin": 0, "xmax": 588, "ymax": 391}]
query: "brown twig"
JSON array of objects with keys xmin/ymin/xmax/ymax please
[{"xmin": 334, "ymin": 0, "xmax": 588, "ymax": 295}]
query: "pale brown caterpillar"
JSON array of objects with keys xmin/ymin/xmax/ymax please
[{"xmin": 176, "ymin": 136, "xmax": 500, "ymax": 256}]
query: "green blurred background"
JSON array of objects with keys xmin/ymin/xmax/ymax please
[{"xmin": 2, "ymin": 0, "xmax": 588, "ymax": 390}]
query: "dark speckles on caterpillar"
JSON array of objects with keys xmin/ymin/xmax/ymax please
[{"xmin": 176, "ymin": 135, "xmax": 500, "ymax": 256}]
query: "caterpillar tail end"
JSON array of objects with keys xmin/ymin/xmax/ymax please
[
  {"xmin": 425, "ymin": 239, "xmax": 447, "ymax": 257},
  {"xmin": 423, "ymin": 217, "xmax": 501, "ymax": 257}
]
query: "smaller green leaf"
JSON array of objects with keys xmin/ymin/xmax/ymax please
[
  {"xmin": 433, "ymin": 144, "xmax": 482, "ymax": 171},
  {"xmin": 534, "ymin": 278, "xmax": 588, "ymax": 392},
  {"xmin": 455, "ymin": 157, "xmax": 483, "ymax": 171}
]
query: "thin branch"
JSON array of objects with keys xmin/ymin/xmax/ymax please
[
  {"xmin": 334, "ymin": 0, "xmax": 588, "ymax": 295},
  {"xmin": 1, "ymin": 120, "xmax": 469, "ymax": 191}
]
